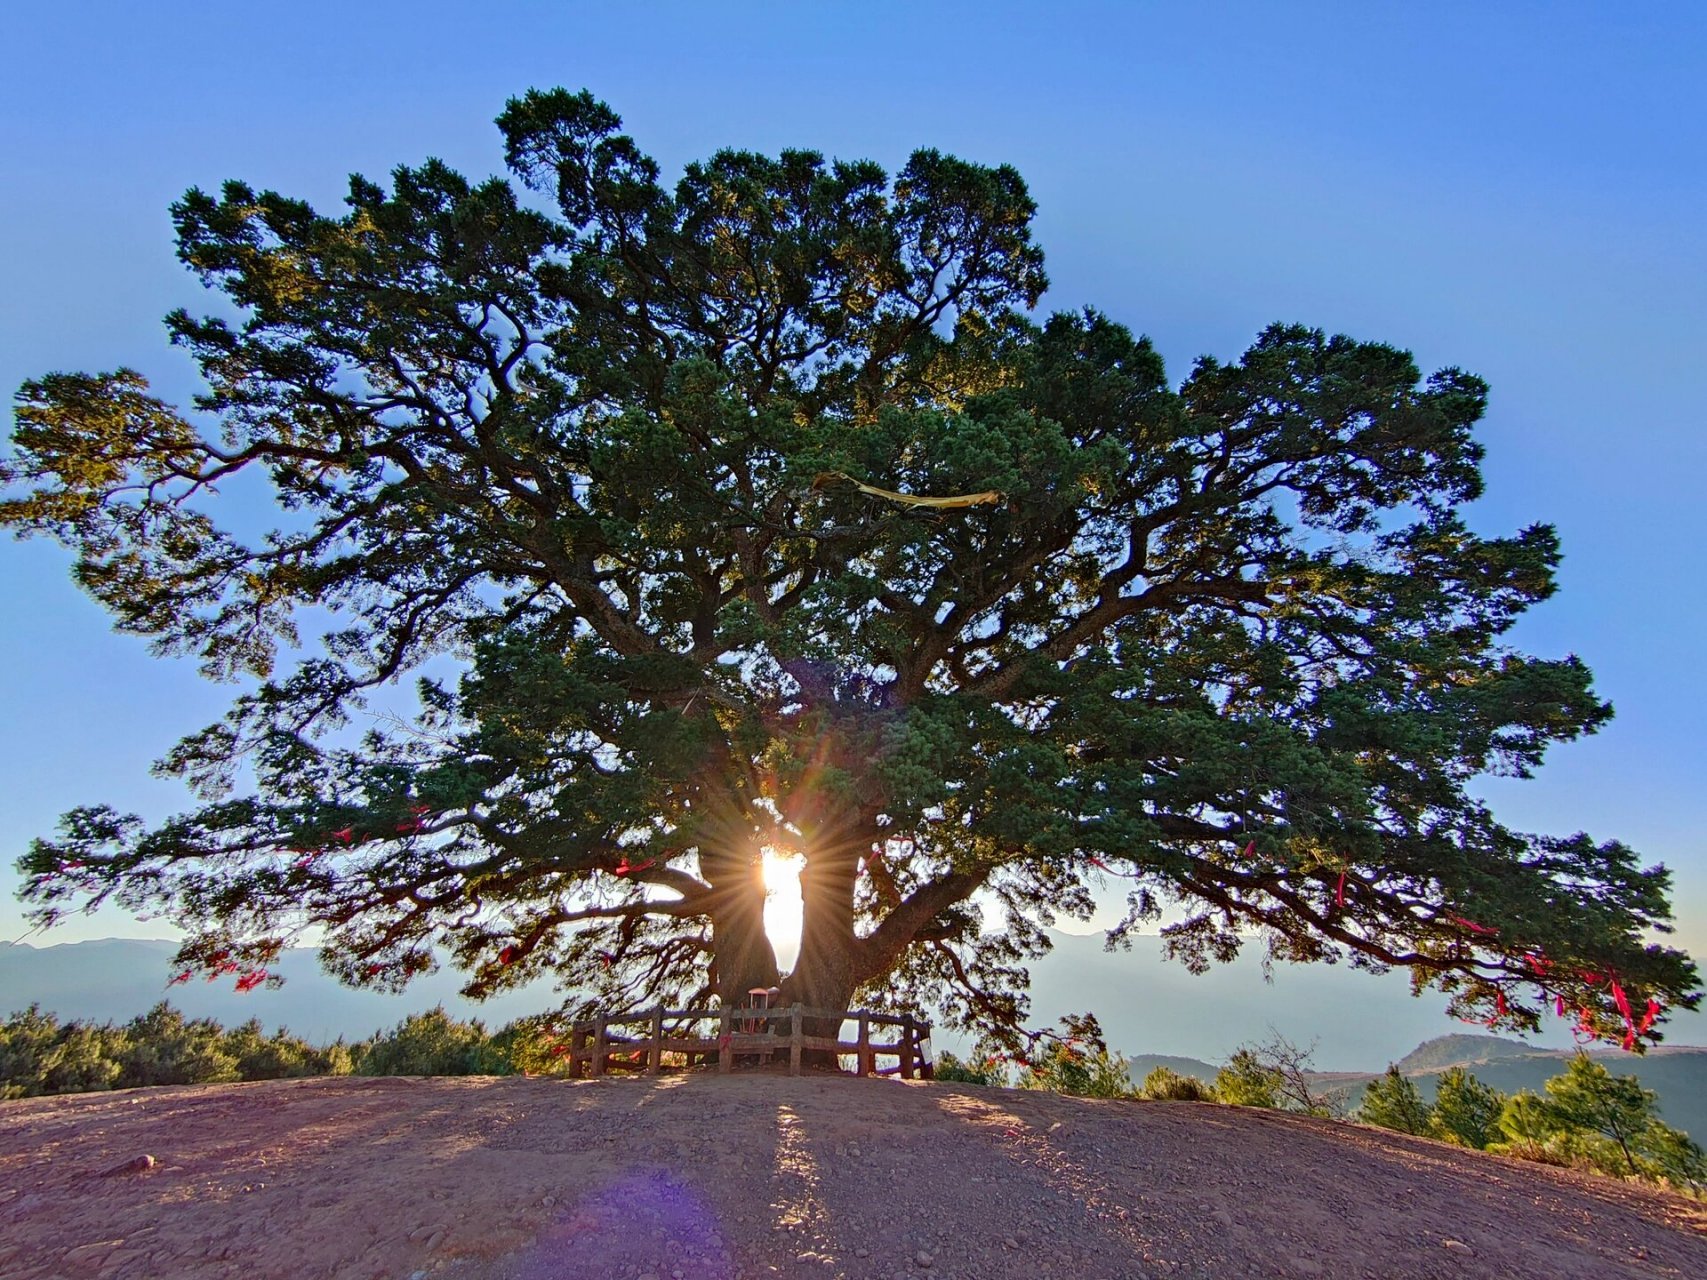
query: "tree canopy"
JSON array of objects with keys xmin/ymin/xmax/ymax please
[{"xmin": 3, "ymin": 88, "xmax": 1697, "ymax": 1052}]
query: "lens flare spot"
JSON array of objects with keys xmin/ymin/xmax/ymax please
[{"xmin": 760, "ymin": 847, "xmax": 805, "ymax": 972}]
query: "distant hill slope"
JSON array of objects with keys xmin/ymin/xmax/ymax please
[
  {"xmin": 1394, "ymin": 1033, "xmax": 1538, "ymax": 1072},
  {"xmin": 1123, "ymin": 1053, "xmax": 1222, "ymax": 1085}
]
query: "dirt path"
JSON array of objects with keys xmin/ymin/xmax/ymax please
[{"xmin": 2, "ymin": 1073, "xmax": 1704, "ymax": 1280}]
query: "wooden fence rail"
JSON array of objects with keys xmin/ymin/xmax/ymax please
[{"xmin": 557, "ymin": 1005, "xmax": 932, "ymax": 1079}]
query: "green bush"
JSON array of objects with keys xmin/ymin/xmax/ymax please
[
  {"xmin": 222, "ymin": 1018, "xmax": 318, "ymax": 1080},
  {"xmin": 1212, "ymin": 1048, "xmax": 1282, "ymax": 1109},
  {"xmin": 1137, "ymin": 1065, "xmax": 1215, "ymax": 1102},
  {"xmin": 934, "ymin": 1051, "xmax": 1001, "ymax": 1086},
  {"xmin": 0, "ymin": 1001, "xmax": 513, "ymax": 1098},
  {"xmin": 114, "ymin": 1004, "xmax": 239, "ymax": 1088},
  {"xmin": 1018, "ymin": 1040, "xmax": 1135, "ymax": 1099},
  {"xmin": 356, "ymin": 1007, "xmax": 511, "ymax": 1077}
]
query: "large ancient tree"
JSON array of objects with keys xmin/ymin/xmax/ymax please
[{"xmin": 4, "ymin": 89, "xmax": 1696, "ymax": 1051}]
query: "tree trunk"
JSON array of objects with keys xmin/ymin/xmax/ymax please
[
  {"xmin": 778, "ymin": 828, "xmax": 866, "ymax": 1065},
  {"xmin": 700, "ymin": 842, "xmax": 780, "ymax": 1005}
]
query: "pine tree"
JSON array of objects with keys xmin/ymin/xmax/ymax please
[
  {"xmin": 1358, "ymin": 1065, "xmax": 1432, "ymax": 1135},
  {"xmin": 1428, "ymin": 1066, "xmax": 1504, "ymax": 1149},
  {"xmin": 4, "ymin": 88, "xmax": 1697, "ymax": 1048}
]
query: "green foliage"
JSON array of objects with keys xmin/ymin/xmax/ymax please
[
  {"xmin": 1357, "ymin": 1065, "xmax": 1432, "ymax": 1135},
  {"xmin": 1490, "ymin": 1054, "xmax": 1706, "ymax": 1188},
  {"xmin": 356, "ymin": 1007, "xmax": 512, "ymax": 1078},
  {"xmin": 1213, "ymin": 1048, "xmax": 1283, "ymax": 1109},
  {"xmin": 113, "ymin": 1003, "xmax": 240, "ymax": 1088},
  {"xmin": 933, "ymin": 1051, "xmax": 1002, "ymax": 1086},
  {"xmin": 1018, "ymin": 1040, "xmax": 1136, "ymax": 1099},
  {"xmin": 0, "ymin": 1003, "xmax": 515, "ymax": 1098},
  {"xmin": 1221, "ymin": 1033, "xmax": 1341, "ymax": 1116},
  {"xmin": 3, "ymin": 87, "xmax": 1697, "ymax": 1045},
  {"xmin": 1137, "ymin": 1065, "xmax": 1215, "ymax": 1102},
  {"xmin": 0, "ymin": 1005, "xmax": 125, "ymax": 1098},
  {"xmin": 222, "ymin": 1017, "xmax": 318, "ymax": 1080},
  {"xmin": 1428, "ymin": 1066, "xmax": 1505, "ymax": 1149}
]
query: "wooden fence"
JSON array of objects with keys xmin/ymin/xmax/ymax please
[{"xmin": 559, "ymin": 1005, "xmax": 932, "ymax": 1079}]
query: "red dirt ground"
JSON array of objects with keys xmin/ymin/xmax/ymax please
[{"xmin": 3, "ymin": 1073, "xmax": 1705, "ymax": 1280}]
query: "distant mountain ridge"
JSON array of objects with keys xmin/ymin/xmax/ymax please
[
  {"xmin": 1123, "ymin": 1053, "xmax": 1222, "ymax": 1085},
  {"xmin": 6, "ymin": 935, "xmax": 1703, "ymax": 1079},
  {"xmin": 1394, "ymin": 1034, "xmax": 1538, "ymax": 1072}
]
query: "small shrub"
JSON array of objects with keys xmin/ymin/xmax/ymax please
[
  {"xmin": 1137, "ymin": 1066, "xmax": 1215, "ymax": 1102},
  {"xmin": 357, "ymin": 1007, "xmax": 510, "ymax": 1077},
  {"xmin": 934, "ymin": 1051, "xmax": 1001, "ymax": 1086},
  {"xmin": 1213, "ymin": 1048, "xmax": 1282, "ymax": 1109},
  {"xmin": 1019, "ymin": 1040, "xmax": 1135, "ymax": 1099}
]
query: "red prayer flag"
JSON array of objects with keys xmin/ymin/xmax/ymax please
[{"xmin": 1638, "ymin": 999, "xmax": 1661, "ymax": 1034}]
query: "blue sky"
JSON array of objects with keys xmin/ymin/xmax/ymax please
[{"xmin": 2, "ymin": 2, "xmax": 1704, "ymax": 969}]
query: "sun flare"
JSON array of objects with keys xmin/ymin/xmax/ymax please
[{"xmin": 759, "ymin": 847, "xmax": 806, "ymax": 973}]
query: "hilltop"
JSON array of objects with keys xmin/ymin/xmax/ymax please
[{"xmin": 3, "ymin": 1074, "xmax": 1704, "ymax": 1279}]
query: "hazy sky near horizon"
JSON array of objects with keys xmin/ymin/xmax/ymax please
[{"xmin": 2, "ymin": 3, "xmax": 1704, "ymax": 975}]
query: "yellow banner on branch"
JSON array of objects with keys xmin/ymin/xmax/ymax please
[{"xmin": 811, "ymin": 471, "xmax": 1004, "ymax": 510}]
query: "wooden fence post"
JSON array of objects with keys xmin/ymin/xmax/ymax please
[
  {"xmin": 857, "ymin": 1013, "xmax": 872, "ymax": 1077},
  {"xmin": 648, "ymin": 1006, "xmax": 664, "ymax": 1074},
  {"xmin": 899, "ymin": 1015, "xmax": 915, "ymax": 1079},
  {"xmin": 789, "ymin": 1003, "xmax": 804, "ymax": 1076},
  {"xmin": 590, "ymin": 1015, "xmax": 608, "ymax": 1078},
  {"xmin": 569, "ymin": 1023, "xmax": 587, "ymax": 1078},
  {"xmin": 719, "ymin": 1005, "xmax": 733, "ymax": 1074}
]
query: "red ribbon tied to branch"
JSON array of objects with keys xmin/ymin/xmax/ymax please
[
  {"xmin": 234, "ymin": 970, "xmax": 268, "ymax": 993},
  {"xmin": 1334, "ymin": 871, "xmax": 1347, "ymax": 907},
  {"xmin": 1639, "ymin": 998, "xmax": 1662, "ymax": 1034},
  {"xmin": 612, "ymin": 857, "xmax": 655, "ymax": 877},
  {"xmin": 498, "ymin": 945, "xmax": 520, "ymax": 966},
  {"xmin": 1449, "ymin": 916, "xmax": 1499, "ymax": 937},
  {"xmin": 1485, "ymin": 989, "xmax": 1508, "ymax": 1028}
]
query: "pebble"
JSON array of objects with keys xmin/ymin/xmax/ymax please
[
  {"xmin": 915, "ymin": 1250, "xmax": 934, "ymax": 1268},
  {"xmin": 98, "ymin": 1154, "xmax": 156, "ymax": 1178}
]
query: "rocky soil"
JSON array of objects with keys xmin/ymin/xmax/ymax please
[{"xmin": 3, "ymin": 1071, "xmax": 1705, "ymax": 1279}]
